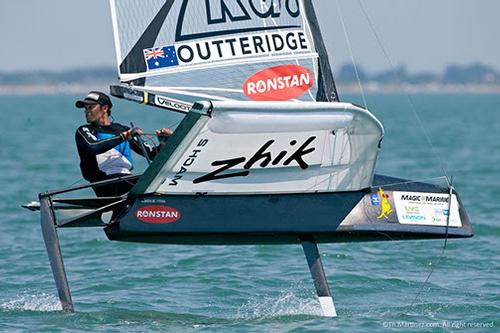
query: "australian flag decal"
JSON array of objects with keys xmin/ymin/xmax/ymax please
[{"xmin": 143, "ymin": 46, "xmax": 178, "ymax": 70}]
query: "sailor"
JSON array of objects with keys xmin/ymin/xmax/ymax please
[{"xmin": 75, "ymin": 91, "xmax": 171, "ymax": 197}]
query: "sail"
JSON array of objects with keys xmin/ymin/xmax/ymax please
[{"xmin": 110, "ymin": 0, "xmax": 338, "ymax": 102}]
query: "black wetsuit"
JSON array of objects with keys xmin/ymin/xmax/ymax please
[{"xmin": 75, "ymin": 123, "xmax": 158, "ymax": 197}]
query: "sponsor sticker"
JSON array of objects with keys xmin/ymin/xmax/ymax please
[
  {"xmin": 135, "ymin": 205, "xmax": 181, "ymax": 224},
  {"xmin": 393, "ymin": 192, "xmax": 462, "ymax": 227},
  {"xmin": 375, "ymin": 187, "xmax": 393, "ymax": 220},
  {"xmin": 370, "ymin": 193, "xmax": 380, "ymax": 206},
  {"xmin": 176, "ymin": 0, "xmax": 302, "ymax": 41},
  {"xmin": 243, "ymin": 65, "xmax": 314, "ymax": 101},
  {"xmin": 154, "ymin": 95, "xmax": 192, "ymax": 113},
  {"xmin": 142, "ymin": 30, "xmax": 313, "ymax": 72},
  {"xmin": 140, "ymin": 198, "xmax": 167, "ymax": 204},
  {"xmin": 169, "ymin": 138, "xmax": 209, "ymax": 186},
  {"xmin": 123, "ymin": 92, "xmax": 144, "ymax": 103},
  {"xmin": 193, "ymin": 136, "xmax": 316, "ymax": 184}
]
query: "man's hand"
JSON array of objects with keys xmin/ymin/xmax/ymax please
[
  {"xmin": 155, "ymin": 128, "xmax": 173, "ymax": 137},
  {"xmin": 156, "ymin": 128, "xmax": 172, "ymax": 149},
  {"xmin": 131, "ymin": 127, "xmax": 143, "ymax": 138},
  {"xmin": 121, "ymin": 127, "xmax": 143, "ymax": 140}
]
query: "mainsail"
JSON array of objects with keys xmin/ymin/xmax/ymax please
[
  {"xmin": 110, "ymin": 0, "xmax": 339, "ymax": 103},
  {"xmin": 109, "ymin": 0, "xmax": 382, "ymax": 195}
]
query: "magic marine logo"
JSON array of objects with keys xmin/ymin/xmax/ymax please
[{"xmin": 143, "ymin": 0, "xmax": 312, "ymax": 71}]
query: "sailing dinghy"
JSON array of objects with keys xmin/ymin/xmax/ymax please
[{"xmin": 24, "ymin": 0, "xmax": 473, "ymax": 316}]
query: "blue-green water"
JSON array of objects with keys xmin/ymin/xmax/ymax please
[{"xmin": 0, "ymin": 93, "xmax": 498, "ymax": 332}]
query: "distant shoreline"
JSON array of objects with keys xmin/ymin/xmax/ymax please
[
  {"xmin": 0, "ymin": 84, "xmax": 109, "ymax": 95},
  {"xmin": 337, "ymin": 83, "xmax": 500, "ymax": 94},
  {"xmin": 2, "ymin": 62, "xmax": 499, "ymax": 95},
  {"xmin": 1, "ymin": 83, "xmax": 499, "ymax": 96}
]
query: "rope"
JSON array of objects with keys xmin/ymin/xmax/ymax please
[
  {"xmin": 305, "ymin": 171, "xmax": 448, "ymax": 195},
  {"xmin": 409, "ymin": 178, "xmax": 453, "ymax": 307},
  {"xmin": 66, "ymin": 177, "xmax": 85, "ymax": 188},
  {"xmin": 353, "ymin": 0, "xmax": 456, "ymax": 311},
  {"xmin": 356, "ymin": 0, "xmax": 451, "ymax": 186},
  {"xmin": 336, "ymin": 0, "xmax": 368, "ymax": 109},
  {"xmin": 369, "ymin": 176, "xmax": 449, "ymax": 190}
]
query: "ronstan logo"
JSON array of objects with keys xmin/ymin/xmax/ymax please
[
  {"xmin": 193, "ymin": 136, "xmax": 316, "ymax": 184},
  {"xmin": 135, "ymin": 205, "xmax": 181, "ymax": 224},
  {"xmin": 244, "ymin": 65, "xmax": 314, "ymax": 101}
]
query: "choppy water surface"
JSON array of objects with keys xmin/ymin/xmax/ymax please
[{"xmin": 0, "ymin": 93, "xmax": 498, "ymax": 332}]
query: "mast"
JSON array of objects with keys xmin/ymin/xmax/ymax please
[{"xmin": 302, "ymin": 0, "xmax": 340, "ymax": 102}]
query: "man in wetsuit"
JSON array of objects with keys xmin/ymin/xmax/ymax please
[{"xmin": 75, "ymin": 91, "xmax": 171, "ymax": 197}]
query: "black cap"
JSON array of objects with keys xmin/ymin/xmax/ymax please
[{"xmin": 75, "ymin": 91, "xmax": 113, "ymax": 109}]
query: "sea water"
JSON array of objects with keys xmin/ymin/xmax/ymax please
[{"xmin": 0, "ymin": 93, "xmax": 498, "ymax": 332}]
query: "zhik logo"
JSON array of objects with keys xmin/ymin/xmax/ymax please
[{"xmin": 193, "ymin": 136, "xmax": 316, "ymax": 184}]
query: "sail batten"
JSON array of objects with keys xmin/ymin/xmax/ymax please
[{"xmin": 118, "ymin": 52, "xmax": 319, "ymax": 83}]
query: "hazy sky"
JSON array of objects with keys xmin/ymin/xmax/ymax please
[{"xmin": 0, "ymin": 0, "xmax": 498, "ymax": 73}]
